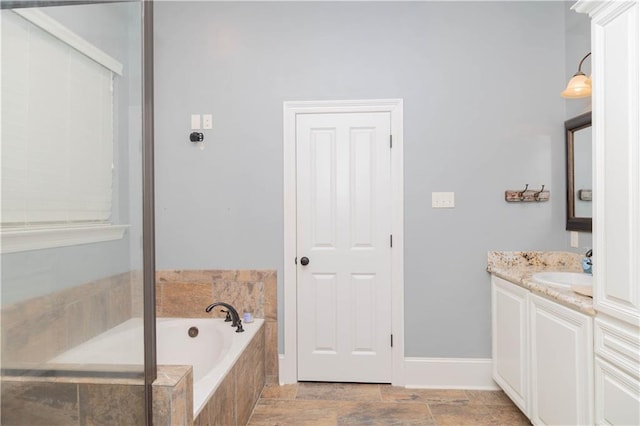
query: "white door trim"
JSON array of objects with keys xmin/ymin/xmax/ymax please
[{"xmin": 282, "ymin": 99, "xmax": 405, "ymax": 385}]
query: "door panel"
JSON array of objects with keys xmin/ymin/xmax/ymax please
[
  {"xmin": 311, "ymin": 273, "xmax": 338, "ymax": 353},
  {"xmin": 530, "ymin": 294, "xmax": 593, "ymax": 426},
  {"xmin": 351, "ymin": 273, "xmax": 377, "ymax": 354},
  {"xmin": 296, "ymin": 112, "xmax": 392, "ymax": 383},
  {"xmin": 310, "ymin": 129, "xmax": 337, "ymax": 248},
  {"xmin": 491, "ymin": 276, "xmax": 529, "ymax": 415}
]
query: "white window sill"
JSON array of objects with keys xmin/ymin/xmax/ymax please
[{"xmin": 0, "ymin": 224, "xmax": 129, "ymax": 254}]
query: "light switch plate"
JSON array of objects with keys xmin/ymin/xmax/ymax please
[
  {"xmin": 203, "ymin": 114, "xmax": 213, "ymax": 129},
  {"xmin": 432, "ymin": 192, "xmax": 455, "ymax": 208},
  {"xmin": 191, "ymin": 114, "xmax": 201, "ymax": 130}
]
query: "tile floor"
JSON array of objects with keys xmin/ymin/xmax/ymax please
[{"xmin": 248, "ymin": 382, "xmax": 531, "ymax": 426}]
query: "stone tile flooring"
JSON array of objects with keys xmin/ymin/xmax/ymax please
[{"xmin": 248, "ymin": 382, "xmax": 531, "ymax": 425}]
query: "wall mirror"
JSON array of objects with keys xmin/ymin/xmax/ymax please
[{"xmin": 565, "ymin": 111, "xmax": 592, "ymax": 232}]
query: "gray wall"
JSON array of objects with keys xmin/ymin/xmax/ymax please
[
  {"xmin": 564, "ymin": 1, "xmax": 592, "ymax": 119},
  {"xmin": 573, "ymin": 127, "xmax": 592, "ymax": 218},
  {"xmin": 564, "ymin": 0, "xmax": 593, "ymax": 250},
  {"xmin": 155, "ymin": 1, "xmax": 572, "ymax": 358},
  {"xmin": 1, "ymin": 3, "xmax": 143, "ymax": 304}
]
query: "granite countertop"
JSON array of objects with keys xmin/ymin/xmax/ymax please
[{"xmin": 487, "ymin": 251, "xmax": 596, "ymax": 316}]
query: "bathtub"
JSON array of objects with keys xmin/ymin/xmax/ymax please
[{"xmin": 50, "ymin": 317, "xmax": 264, "ymax": 416}]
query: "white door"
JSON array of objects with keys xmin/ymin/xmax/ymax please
[{"xmin": 296, "ymin": 111, "xmax": 392, "ymax": 383}]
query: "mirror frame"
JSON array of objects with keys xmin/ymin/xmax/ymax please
[{"xmin": 565, "ymin": 111, "xmax": 592, "ymax": 232}]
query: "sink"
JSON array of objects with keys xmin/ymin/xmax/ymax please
[{"xmin": 531, "ymin": 272, "xmax": 593, "ymax": 290}]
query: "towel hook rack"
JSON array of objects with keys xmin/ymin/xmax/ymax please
[{"xmin": 505, "ymin": 184, "xmax": 550, "ymax": 202}]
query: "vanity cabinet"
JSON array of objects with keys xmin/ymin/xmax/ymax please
[
  {"xmin": 491, "ymin": 276, "xmax": 529, "ymax": 416},
  {"xmin": 491, "ymin": 276, "xmax": 594, "ymax": 424},
  {"xmin": 529, "ymin": 294, "xmax": 593, "ymax": 426},
  {"xmin": 574, "ymin": 1, "xmax": 640, "ymax": 423}
]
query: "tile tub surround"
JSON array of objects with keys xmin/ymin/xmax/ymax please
[
  {"xmin": 1, "ymin": 365, "xmax": 192, "ymax": 426},
  {"xmin": 487, "ymin": 251, "xmax": 595, "ymax": 315},
  {"xmin": 156, "ymin": 269, "xmax": 278, "ymax": 379},
  {"xmin": 153, "ymin": 365, "xmax": 194, "ymax": 425},
  {"xmin": 2, "ymin": 321, "xmax": 267, "ymax": 426},
  {"xmin": 195, "ymin": 322, "xmax": 266, "ymax": 426},
  {"xmin": 1, "ymin": 271, "xmax": 137, "ymax": 366}
]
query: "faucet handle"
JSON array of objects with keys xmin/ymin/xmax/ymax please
[
  {"xmin": 582, "ymin": 250, "xmax": 593, "ymax": 274},
  {"xmin": 220, "ymin": 309, "xmax": 232, "ymax": 322}
]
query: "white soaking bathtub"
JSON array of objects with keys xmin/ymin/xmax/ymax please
[{"xmin": 50, "ymin": 317, "xmax": 264, "ymax": 416}]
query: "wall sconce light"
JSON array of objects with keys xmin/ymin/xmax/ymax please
[{"xmin": 561, "ymin": 52, "xmax": 592, "ymax": 99}]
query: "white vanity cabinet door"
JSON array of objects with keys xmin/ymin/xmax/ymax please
[
  {"xmin": 491, "ymin": 276, "xmax": 529, "ymax": 417},
  {"xmin": 595, "ymin": 357, "xmax": 640, "ymax": 425},
  {"xmin": 529, "ymin": 294, "xmax": 594, "ymax": 426}
]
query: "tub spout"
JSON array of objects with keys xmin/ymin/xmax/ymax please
[{"xmin": 205, "ymin": 302, "xmax": 244, "ymax": 333}]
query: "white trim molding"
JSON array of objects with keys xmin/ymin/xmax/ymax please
[
  {"xmin": 282, "ymin": 99, "xmax": 404, "ymax": 385},
  {"xmin": 404, "ymin": 358, "xmax": 499, "ymax": 390},
  {"xmin": 278, "ymin": 354, "xmax": 287, "ymax": 385},
  {"xmin": 12, "ymin": 9, "xmax": 123, "ymax": 75},
  {"xmin": 280, "ymin": 354, "xmax": 498, "ymax": 390},
  {"xmin": 1, "ymin": 224, "xmax": 128, "ymax": 254},
  {"xmin": 572, "ymin": 0, "xmax": 632, "ymax": 18}
]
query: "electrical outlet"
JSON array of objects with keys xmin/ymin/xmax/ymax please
[
  {"xmin": 203, "ymin": 114, "xmax": 213, "ymax": 129},
  {"xmin": 570, "ymin": 231, "xmax": 579, "ymax": 248}
]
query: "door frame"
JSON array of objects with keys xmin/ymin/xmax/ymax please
[{"xmin": 282, "ymin": 99, "xmax": 405, "ymax": 385}]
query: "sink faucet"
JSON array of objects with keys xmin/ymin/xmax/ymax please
[
  {"xmin": 582, "ymin": 249, "xmax": 593, "ymax": 274},
  {"xmin": 205, "ymin": 302, "xmax": 244, "ymax": 333}
]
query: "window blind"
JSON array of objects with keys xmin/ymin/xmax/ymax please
[{"xmin": 1, "ymin": 10, "xmax": 116, "ymax": 228}]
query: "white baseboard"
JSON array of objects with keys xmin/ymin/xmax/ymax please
[
  {"xmin": 403, "ymin": 357, "xmax": 499, "ymax": 390},
  {"xmin": 278, "ymin": 354, "xmax": 296, "ymax": 385},
  {"xmin": 279, "ymin": 354, "xmax": 499, "ymax": 390}
]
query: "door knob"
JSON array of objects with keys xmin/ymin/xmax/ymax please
[{"xmin": 300, "ymin": 257, "xmax": 310, "ymax": 266}]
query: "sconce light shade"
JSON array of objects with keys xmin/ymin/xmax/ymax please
[
  {"xmin": 561, "ymin": 73, "xmax": 592, "ymax": 98},
  {"xmin": 561, "ymin": 52, "xmax": 592, "ymax": 99}
]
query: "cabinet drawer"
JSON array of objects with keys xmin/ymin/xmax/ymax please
[{"xmin": 595, "ymin": 315, "xmax": 640, "ymax": 379}]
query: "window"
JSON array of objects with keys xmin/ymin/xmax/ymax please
[{"xmin": 1, "ymin": 9, "xmax": 126, "ymax": 253}]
